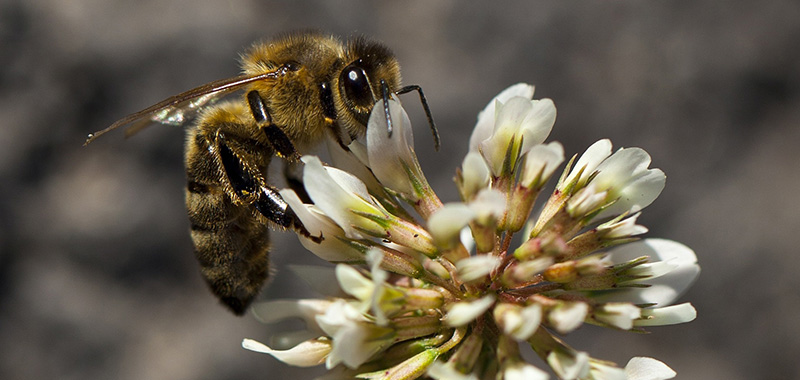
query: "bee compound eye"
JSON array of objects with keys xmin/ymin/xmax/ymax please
[{"xmin": 341, "ymin": 64, "xmax": 374, "ymax": 107}]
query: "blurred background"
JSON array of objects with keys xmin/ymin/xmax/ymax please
[{"xmin": 2, "ymin": 1, "xmax": 799, "ymax": 379}]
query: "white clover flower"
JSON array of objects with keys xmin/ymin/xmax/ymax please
[
  {"xmin": 467, "ymin": 188, "xmax": 507, "ymax": 225},
  {"xmin": 597, "ymin": 239, "xmax": 700, "ymax": 306},
  {"xmin": 596, "ymin": 213, "xmax": 649, "ymax": 240},
  {"xmin": 548, "ymin": 301, "xmax": 590, "ymax": 334},
  {"xmin": 428, "ymin": 203, "xmax": 475, "ymax": 249},
  {"xmin": 477, "ymin": 96, "xmax": 557, "ymax": 177},
  {"xmin": 588, "ymin": 360, "xmax": 627, "ymax": 380},
  {"xmin": 455, "ymin": 255, "xmax": 501, "ymax": 282},
  {"xmin": 366, "ymin": 97, "xmax": 432, "ymax": 203},
  {"xmin": 624, "ymin": 357, "xmax": 677, "ymax": 380},
  {"xmin": 457, "ymin": 151, "xmax": 491, "ymax": 200},
  {"xmin": 503, "ymin": 361, "xmax": 550, "ymax": 380},
  {"xmin": 594, "ymin": 302, "xmax": 642, "ymax": 330},
  {"xmin": 242, "ymin": 338, "xmax": 331, "ymax": 367},
  {"xmin": 562, "ymin": 139, "xmax": 613, "ymax": 190},
  {"xmin": 469, "ymin": 83, "xmax": 536, "ymax": 153},
  {"xmin": 245, "ymin": 84, "xmax": 699, "ymax": 380},
  {"xmin": 520, "ymin": 141, "xmax": 565, "ymax": 189},
  {"xmin": 279, "ymin": 189, "xmax": 365, "ymax": 262},
  {"xmin": 590, "ymin": 146, "xmax": 666, "ymax": 219},
  {"xmin": 315, "ymin": 299, "xmax": 395, "ymax": 369},
  {"xmin": 301, "ymin": 155, "xmax": 388, "ymax": 239},
  {"xmin": 548, "ymin": 350, "xmax": 591, "ymax": 380},
  {"xmin": 559, "ymin": 140, "xmax": 665, "ymax": 221},
  {"xmin": 635, "ymin": 303, "xmax": 697, "ymax": 327},
  {"xmin": 493, "ymin": 302, "xmax": 542, "ymax": 340},
  {"xmin": 444, "ymin": 295, "xmax": 495, "ymax": 327}
]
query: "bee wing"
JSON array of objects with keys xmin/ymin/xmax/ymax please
[{"xmin": 84, "ymin": 70, "xmax": 285, "ymax": 146}]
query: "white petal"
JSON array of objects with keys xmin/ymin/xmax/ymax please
[
  {"xmin": 335, "ymin": 264, "xmax": 374, "ymax": 302},
  {"xmin": 585, "ymin": 147, "xmax": 665, "ymax": 218},
  {"xmin": 460, "ymin": 226, "xmax": 476, "ymax": 253},
  {"xmin": 326, "ymin": 137, "xmax": 385, "ymax": 197},
  {"xmin": 576, "ymin": 254, "xmax": 612, "ymax": 275},
  {"xmin": 562, "ymin": 139, "xmax": 613, "ymax": 190},
  {"xmin": 495, "ymin": 97, "xmax": 536, "ymax": 136},
  {"xmin": 518, "ymin": 98, "xmax": 557, "ymax": 152},
  {"xmin": 366, "ymin": 249, "xmax": 391, "ymax": 326},
  {"xmin": 598, "ymin": 169, "xmax": 666, "ymax": 219},
  {"xmin": 444, "ymin": 295, "xmax": 496, "ymax": 327},
  {"xmin": 366, "ymin": 249, "xmax": 387, "ymax": 282},
  {"xmin": 594, "ymin": 303, "xmax": 641, "ymax": 330},
  {"xmin": 624, "ymin": 357, "xmax": 676, "ymax": 380},
  {"xmin": 511, "ymin": 257, "xmax": 555, "ymax": 281},
  {"xmin": 504, "ymin": 362, "xmax": 549, "ymax": 380},
  {"xmin": 589, "ymin": 361, "xmax": 627, "ymax": 380},
  {"xmin": 367, "ymin": 98, "xmax": 424, "ymax": 198},
  {"xmin": 597, "ymin": 213, "xmax": 648, "ymax": 239},
  {"xmin": 548, "ymin": 350, "xmax": 590, "ymax": 380},
  {"xmin": 520, "ymin": 142, "xmax": 565, "ymax": 188},
  {"xmin": 456, "ymin": 255, "xmax": 502, "ymax": 282},
  {"xmin": 280, "ymin": 189, "xmax": 363, "ymax": 262},
  {"xmin": 567, "ymin": 184, "xmax": 608, "ymax": 217},
  {"xmin": 593, "ymin": 147, "xmax": 653, "ymax": 189},
  {"xmin": 499, "ymin": 303, "xmax": 542, "ymax": 341},
  {"xmin": 428, "ymin": 203, "xmax": 476, "ymax": 247},
  {"xmin": 468, "ymin": 188, "xmax": 507, "ymax": 224},
  {"xmin": 600, "ymin": 239, "xmax": 700, "ymax": 305},
  {"xmin": 315, "ymin": 300, "xmax": 393, "ymax": 369},
  {"xmin": 301, "ymin": 156, "xmax": 384, "ymax": 238},
  {"xmin": 270, "ymin": 330, "xmax": 322, "ymax": 351},
  {"xmin": 479, "ymin": 97, "xmax": 537, "ymax": 175},
  {"xmin": 242, "ymin": 338, "xmax": 331, "ymax": 367},
  {"xmin": 326, "ymin": 322, "xmax": 393, "ymax": 369},
  {"xmin": 315, "ymin": 299, "xmax": 366, "ymax": 337},
  {"xmin": 470, "ymin": 83, "xmax": 535, "ymax": 153},
  {"xmin": 460, "ymin": 151, "xmax": 491, "ymax": 199},
  {"xmin": 624, "ymin": 261, "xmax": 679, "ymax": 280},
  {"xmin": 548, "ymin": 301, "xmax": 589, "ymax": 334},
  {"xmin": 635, "ymin": 303, "xmax": 697, "ymax": 326}
]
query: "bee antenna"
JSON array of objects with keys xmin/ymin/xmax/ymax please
[
  {"xmin": 380, "ymin": 80, "xmax": 393, "ymax": 138},
  {"xmin": 396, "ymin": 84, "xmax": 440, "ymax": 151}
]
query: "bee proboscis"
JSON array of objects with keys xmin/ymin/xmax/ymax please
[{"xmin": 86, "ymin": 32, "xmax": 438, "ymax": 315}]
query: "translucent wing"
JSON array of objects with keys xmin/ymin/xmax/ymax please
[{"xmin": 84, "ymin": 69, "xmax": 289, "ymax": 146}]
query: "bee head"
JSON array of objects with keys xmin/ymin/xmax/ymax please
[{"xmin": 337, "ymin": 37, "xmax": 401, "ymax": 134}]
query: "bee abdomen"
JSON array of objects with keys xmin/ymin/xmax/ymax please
[{"xmin": 185, "ymin": 178, "xmax": 271, "ymax": 315}]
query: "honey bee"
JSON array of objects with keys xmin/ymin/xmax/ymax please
[{"xmin": 86, "ymin": 32, "xmax": 439, "ymax": 315}]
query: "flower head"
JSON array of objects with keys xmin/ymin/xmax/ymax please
[{"xmin": 245, "ymin": 84, "xmax": 699, "ymax": 380}]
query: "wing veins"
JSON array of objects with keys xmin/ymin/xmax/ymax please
[{"xmin": 84, "ymin": 71, "xmax": 283, "ymax": 146}]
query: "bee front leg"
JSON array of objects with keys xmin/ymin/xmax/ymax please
[
  {"xmin": 253, "ymin": 185, "xmax": 322, "ymax": 243},
  {"xmin": 246, "ymin": 90, "xmax": 300, "ymax": 160}
]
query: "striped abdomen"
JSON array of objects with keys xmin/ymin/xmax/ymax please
[{"xmin": 183, "ymin": 104, "xmax": 274, "ymax": 315}]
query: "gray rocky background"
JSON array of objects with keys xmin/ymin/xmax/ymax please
[{"xmin": 2, "ymin": 1, "xmax": 799, "ymax": 379}]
